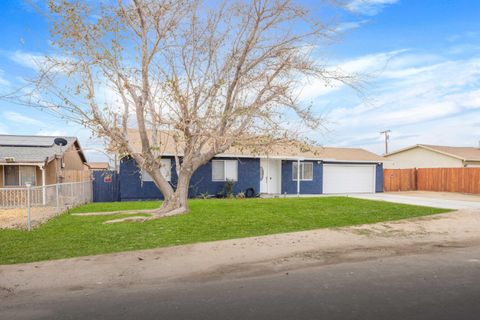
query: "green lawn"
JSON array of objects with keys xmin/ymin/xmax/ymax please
[{"xmin": 0, "ymin": 197, "xmax": 450, "ymax": 264}]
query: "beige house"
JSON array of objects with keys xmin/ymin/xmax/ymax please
[
  {"xmin": 0, "ymin": 135, "xmax": 89, "ymax": 188},
  {"xmin": 384, "ymin": 144, "xmax": 480, "ymax": 169}
]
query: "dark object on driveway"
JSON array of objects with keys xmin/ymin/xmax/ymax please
[{"xmin": 245, "ymin": 188, "xmax": 256, "ymax": 198}]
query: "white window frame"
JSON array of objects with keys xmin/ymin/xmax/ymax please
[
  {"xmin": 3, "ymin": 165, "xmax": 37, "ymax": 187},
  {"xmin": 292, "ymin": 162, "xmax": 313, "ymax": 181},
  {"xmin": 141, "ymin": 159, "xmax": 172, "ymax": 182},
  {"xmin": 212, "ymin": 160, "xmax": 238, "ymax": 182}
]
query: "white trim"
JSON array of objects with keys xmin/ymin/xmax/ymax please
[
  {"xmin": 323, "ymin": 163, "xmax": 376, "ymax": 194},
  {"xmin": 2, "ymin": 165, "xmax": 38, "ymax": 187},
  {"xmin": 292, "ymin": 162, "xmax": 314, "ymax": 181},
  {"xmin": 385, "ymin": 144, "xmax": 477, "ymax": 162},
  {"xmin": 212, "ymin": 159, "xmax": 238, "ymax": 182},
  {"xmin": 141, "ymin": 159, "xmax": 172, "ymax": 182},
  {"xmin": 259, "ymin": 159, "xmax": 281, "ymax": 194},
  {"xmin": 128, "ymin": 153, "xmax": 385, "ymax": 163},
  {"xmin": 41, "ymin": 166, "xmax": 46, "ymax": 205},
  {"xmin": 297, "ymin": 159, "xmax": 300, "ymax": 196},
  {"xmin": 0, "ymin": 162, "xmax": 45, "ymax": 166}
]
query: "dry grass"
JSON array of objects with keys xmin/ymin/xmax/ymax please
[{"xmin": 0, "ymin": 207, "xmax": 58, "ymax": 229}]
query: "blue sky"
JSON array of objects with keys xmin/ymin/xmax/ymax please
[{"xmin": 0, "ymin": 0, "xmax": 480, "ymax": 161}]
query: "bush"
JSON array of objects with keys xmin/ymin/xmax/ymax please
[
  {"xmin": 199, "ymin": 192, "xmax": 210, "ymax": 199},
  {"xmin": 225, "ymin": 179, "xmax": 235, "ymax": 198}
]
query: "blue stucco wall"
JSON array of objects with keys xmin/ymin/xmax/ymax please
[
  {"xmin": 281, "ymin": 160, "xmax": 323, "ymax": 194},
  {"xmin": 376, "ymin": 163, "xmax": 384, "ymax": 192},
  {"xmin": 119, "ymin": 156, "xmax": 260, "ymax": 201},
  {"xmin": 189, "ymin": 157, "xmax": 260, "ymax": 197},
  {"xmin": 118, "ymin": 156, "xmax": 384, "ymax": 201},
  {"xmin": 119, "ymin": 157, "xmax": 171, "ymax": 201}
]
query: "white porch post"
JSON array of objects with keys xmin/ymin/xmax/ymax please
[
  {"xmin": 266, "ymin": 157, "xmax": 270, "ymax": 194},
  {"xmin": 41, "ymin": 165, "xmax": 46, "ymax": 205},
  {"xmin": 296, "ymin": 159, "xmax": 300, "ymax": 197}
]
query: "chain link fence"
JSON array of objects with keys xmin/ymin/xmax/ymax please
[{"xmin": 0, "ymin": 181, "xmax": 92, "ymax": 230}]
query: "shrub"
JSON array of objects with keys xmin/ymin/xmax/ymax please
[{"xmin": 225, "ymin": 179, "xmax": 235, "ymax": 198}]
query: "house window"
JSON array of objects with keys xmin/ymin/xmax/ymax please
[
  {"xmin": 20, "ymin": 166, "xmax": 36, "ymax": 186},
  {"xmin": 141, "ymin": 159, "xmax": 172, "ymax": 182},
  {"xmin": 212, "ymin": 160, "xmax": 238, "ymax": 181},
  {"xmin": 4, "ymin": 166, "xmax": 19, "ymax": 186},
  {"xmin": 292, "ymin": 162, "xmax": 313, "ymax": 181},
  {"xmin": 4, "ymin": 166, "xmax": 36, "ymax": 186}
]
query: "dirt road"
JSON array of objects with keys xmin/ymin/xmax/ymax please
[{"xmin": 2, "ymin": 210, "xmax": 480, "ymax": 319}]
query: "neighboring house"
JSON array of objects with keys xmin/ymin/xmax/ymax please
[
  {"xmin": 118, "ymin": 132, "xmax": 385, "ymax": 201},
  {"xmin": 87, "ymin": 162, "xmax": 111, "ymax": 171},
  {"xmin": 384, "ymin": 144, "xmax": 480, "ymax": 169},
  {"xmin": 0, "ymin": 135, "xmax": 88, "ymax": 188}
]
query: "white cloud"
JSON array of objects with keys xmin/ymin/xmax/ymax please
[
  {"xmin": 35, "ymin": 129, "xmax": 67, "ymax": 137},
  {"xmin": 9, "ymin": 51, "xmax": 46, "ymax": 71},
  {"xmin": 300, "ymin": 49, "xmax": 408, "ymax": 101},
  {"xmin": 314, "ymin": 50, "xmax": 480, "ymax": 154},
  {"xmin": 0, "ymin": 123, "xmax": 8, "ymax": 134},
  {"xmin": 3, "ymin": 111, "xmax": 45, "ymax": 126},
  {"xmin": 9, "ymin": 50, "xmax": 73, "ymax": 74},
  {"xmin": 0, "ymin": 69, "xmax": 10, "ymax": 86},
  {"xmin": 346, "ymin": 0, "xmax": 400, "ymax": 15},
  {"xmin": 335, "ymin": 20, "xmax": 369, "ymax": 32}
]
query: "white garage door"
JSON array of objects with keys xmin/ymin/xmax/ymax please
[{"xmin": 323, "ymin": 164, "xmax": 376, "ymax": 194}]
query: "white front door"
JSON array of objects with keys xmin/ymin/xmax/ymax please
[
  {"xmin": 260, "ymin": 159, "xmax": 281, "ymax": 194},
  {"xmin": 323, "ymin": 164, "xmax": 376, "ymax": 194}
]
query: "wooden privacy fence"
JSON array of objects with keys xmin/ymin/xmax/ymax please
[
  {"xmin": 384, "ymin": 169, "xmax": 417, "ymax": 192},
  {"xmin": 384, "ymin": 168, "xmax": 480, "ymax": 194}
]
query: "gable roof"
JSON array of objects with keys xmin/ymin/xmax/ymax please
[
  {"xmin": 123, "ymin": 129, "xmax": 384, "ymax": 162},
  {"xmin": 86, "ymin": 162, "xmax": 110, "ymax": 170},
  {"xmin": 386, "ymin": 144, "xmax": 480, "ymax": 162},
  {"xmin": 0, "ymin": 135, "xmax": 87, "ymax": 164}
]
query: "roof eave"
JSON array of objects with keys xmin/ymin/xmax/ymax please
[{"xmin": 386, "ymin": 144, "xmax": 469, "ymax": 161}]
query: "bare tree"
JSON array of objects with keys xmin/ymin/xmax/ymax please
[{"xmin": 12, "ymin": 0, "xmax": 354, "ymax": 218}]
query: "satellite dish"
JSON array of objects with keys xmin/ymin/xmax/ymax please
[{"xmin": 54, "ymin": 137, "xmax": 68, "ymax": 147}]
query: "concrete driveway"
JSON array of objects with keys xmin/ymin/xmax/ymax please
[{"xmin": 351, "ymin": 191, "xmax": 480, "ymax": 210}]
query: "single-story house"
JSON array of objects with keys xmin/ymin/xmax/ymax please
[
  {"xmin": 384, "ymin": 144, "xmax": 480, "ymax": 169},
  {"xmin": 118, "ymin": 134, "xmax": 385, "ymax": 201},
  {"xmin": 87, "ymin": 162, "xmax": 111, "ymax": 171},
  {"xmin": 0, "ymin": 134, "xmax": 88, "ymax": 188}
]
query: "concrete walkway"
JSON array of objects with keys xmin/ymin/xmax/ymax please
[{"xmin": 351, "ymin": 191, "xmax": 480, "ymax": 210}]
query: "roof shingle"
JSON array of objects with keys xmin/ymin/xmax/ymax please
[
  {"xmin": 0, "ymin": 135, "xmax": 84, "ymax": 164},
  {"xmin": 124, "ymin": 129, "xmax": 384, "ymax": 162}
]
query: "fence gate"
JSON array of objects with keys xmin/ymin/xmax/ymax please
[{"xmin": 93, "ymin": 170, "xmax": 120, "ymax": 202}]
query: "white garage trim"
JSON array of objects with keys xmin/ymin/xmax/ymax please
[{"xmin": 323, "ymin": 164, "xmax": 376, "ymax": 194}]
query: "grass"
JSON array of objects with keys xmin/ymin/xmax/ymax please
[{"xmin": 0, "ymin": 197, "xmax": 450, "ymax": 265}]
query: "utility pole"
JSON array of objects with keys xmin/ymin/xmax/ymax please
[{"xmin": 380, "ymin": 130, "xmax": 391, "ymax": 154}]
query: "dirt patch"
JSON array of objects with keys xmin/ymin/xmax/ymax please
[
  {"xmin": 178, "ymin": 240, "xmax": 480, "ymax": 283},
  {"xmin": 0, "ymin": 207, "xmax": 59, "ymax": 229},
  {"xmin": 1, "ymin": 210, "xmax": 479, "ymax": 294}
]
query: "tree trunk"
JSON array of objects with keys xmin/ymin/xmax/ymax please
[{"xmin": 152, "ymin": 171, "xmax": 192, "ymax": 217}]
